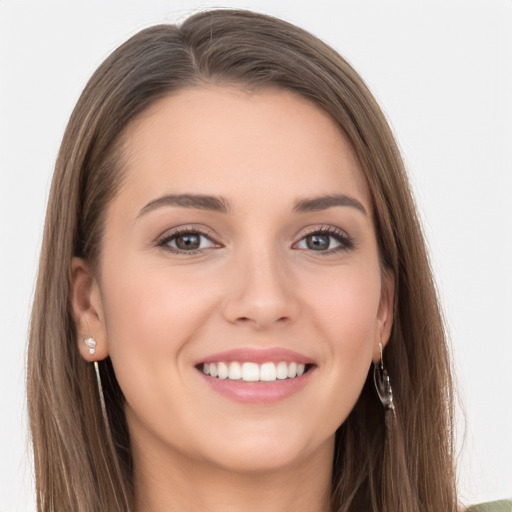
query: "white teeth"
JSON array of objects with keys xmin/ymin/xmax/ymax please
[
  {"xmin": 217, "ymin": 362, "xmax": 229, "ymax": 379},
  {"xmin": 276, "ymin": 361, "xmax": 288, "ymax": 380},
  {"xmin": 260, "ymin": 362, "xmax": 277, "ymax": 381},
  {"xmin": 242, "ymin": 362, "xmax": 260, "ymax": 382},
  {"xmin": 228, "ymin": 362, "xmax": 242, "ymax": 380},
  {"xmin": 201, "ymin": 361, "xmax": 310, "ymax": 381}
]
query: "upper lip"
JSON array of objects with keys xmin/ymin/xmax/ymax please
[{"xmin": 195, "ymin": 347, "xmax": 315, "ymax": 366}]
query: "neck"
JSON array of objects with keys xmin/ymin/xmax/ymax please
[{"xmin": 132, "ymin": 435, "xmax": 334, "ymax": 512}]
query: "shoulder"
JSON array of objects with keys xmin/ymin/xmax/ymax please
[{"xmin": 466, "ymin": 500, "xmax": 512, "ymax": 512}]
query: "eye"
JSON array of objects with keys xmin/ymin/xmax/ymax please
[
  {"xmin": 294, "ymin": 227, "xmax": 354, "ymax": 253},
  {"xmin": 158, "ymin": 229, "xmax": 219, "ymax": 254}
]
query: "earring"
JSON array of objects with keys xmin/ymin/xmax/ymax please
[
  {"xmin": 373, "ymin": 342, "xmax": 395, "ymax": 416},
  {"xmin": 93, "ymin": 361, "xmax": 111, "ymax": 436},
  {"xmin": 82, "ymin": 338, "xmax": 111, "ymax": 435},
  {"xmin": 83, "ymin": 337, "xmax": 96, "ymax": 355}
]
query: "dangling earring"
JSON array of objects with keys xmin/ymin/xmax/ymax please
[
  {"xmin": 83, "ymin": 337, "xmax": 96, "ymax": 355},
  {"xmin": 83, "ymin": 337, "xmax": 111, "ymax": 434},
  {"xmin": 93, "ymin": 360, "xmax": 111, "ymax": 436},
  {"xmin": 373, "ymin": 342, "xmax": 396, "ymax": 417}
]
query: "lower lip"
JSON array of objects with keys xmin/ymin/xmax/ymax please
[{"xmin": 198, "ymin": 368, "xmax": 314, "ymax": 404}]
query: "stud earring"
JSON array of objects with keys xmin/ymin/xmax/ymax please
[
  {"xmin": 373, "ymin": 342, "xmax": 395, "ymax": 416},
  {"xmin": 83, "ymin": 337, "xmax": 97, "ymax": 355}
]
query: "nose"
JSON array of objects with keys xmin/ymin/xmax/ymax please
[{"xmin": 221, "ymin": 248, "xmax": 300, "ymax": 330}]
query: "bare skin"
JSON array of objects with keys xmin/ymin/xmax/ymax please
[
  {"xmin": 132, "ymin": 430, "xmax": 333, "ymax": 512},
  {"xmin": 72, "ymin": 86, "xmax": 394, "ymax": 512}
]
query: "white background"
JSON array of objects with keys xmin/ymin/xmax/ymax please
[{"xmin": 1, "ymin": 1, "xmax": 511, "ymax": 510}]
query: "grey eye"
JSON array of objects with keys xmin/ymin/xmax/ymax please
[
  {"xmin": 175, "ymin": 233, "xmax": 201, "ymax": 250},
  {"xmin": 297, "ymin": 233, "xmax": 342, "ymax": 251},
  {"xmin": 306, "ymin": 234, "xmax": 331, "ymax": 250},
  {"xmin": 162, "ymin": 231, "xmax": 217, "ymax": 252}
]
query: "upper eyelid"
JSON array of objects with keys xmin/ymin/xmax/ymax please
[
  {"xmin": 295, "ymin": 224, "xmax": 350, "ymax": 239},
  {"xmin": 157, "ymin": 223, "xmax": 348, "ymax": 238},
  {"xmin": 155, "ymin": 224, "xmax": 352, "ymax": 251},
  {"xmin": 156, "ymin": 224, "xmax": 222, "ymax": 244}
]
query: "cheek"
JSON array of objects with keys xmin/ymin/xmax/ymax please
[
  {"xmin": 99, "ymin": 259, "xmax": 219, "ymax": 407},
  {"xmin": 102, "ymin": 257, "xmax": 216, "ymax": 346},
  {"xmin": 308, "ymin": 264, "xmax": 382, "ymax": 343},
  {"xmin": 305, "ymin": 266, "xmax": 381, "ymax": 415}
]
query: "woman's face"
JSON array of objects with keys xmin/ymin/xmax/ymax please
[{"xmin": 74, "ymin": 86, "xmax": 393, "ymax": 475}]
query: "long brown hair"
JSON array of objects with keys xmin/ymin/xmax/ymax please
[{"xmin": 28, "ymin": 9, "xmax": 458, "ymax": 511}]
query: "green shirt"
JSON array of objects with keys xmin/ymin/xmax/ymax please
[{"xmin": 467, "ymin": 500, "xmax": 512, "ymax": 512}]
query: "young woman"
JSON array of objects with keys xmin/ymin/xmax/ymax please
[{"xmin": 27, "ymin": 8, "xmax": 492, "ymax": 512}]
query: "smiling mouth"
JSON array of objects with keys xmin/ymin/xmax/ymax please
[{"xmin": 197, "ymin": 361, "xmax": 314, "ymax": 382}]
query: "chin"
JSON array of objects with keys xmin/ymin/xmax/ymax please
[
  {"xmin": 198, "ymin": 425, "xmax": 333, "ymax": 475},
  {"xmin": 208, "ymin": 446, "xmax": 308, "ymax": 475}
]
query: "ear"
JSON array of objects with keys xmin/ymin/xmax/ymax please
[
  {"xmin": 372, "ymin": 269, "xmax": 395, "ymax": 362},
  {"xmin": 71, "ymin": 257, "xmax": 109, "ymax": 362}
]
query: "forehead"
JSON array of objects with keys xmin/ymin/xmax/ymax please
[{"xmin": 118, "ymin": 85, "xmax": 371, "ymax": 214}]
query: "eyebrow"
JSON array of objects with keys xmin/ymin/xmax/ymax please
[
  {"xmin": 292, "ymin": 194, "xmax": 367, "ymax": 215},
  {"xmin": 137, "ymin": 192, "xmax": 367, "ymax": 218},
  {"xmin": 138, "ymin": 194, "xmax": 232, "ymax": 218}
]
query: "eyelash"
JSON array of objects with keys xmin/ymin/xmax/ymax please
[
  {"xmin": 157, "ymin": 225, "xmax": 355, "ymax": 255},
  {"xmin": 157, "ymin": 226, "xmax": 220, "ymax": 255},
  {"xmin": 297, "ymin": 226, "xmax": 355, "ymax": 255}
]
